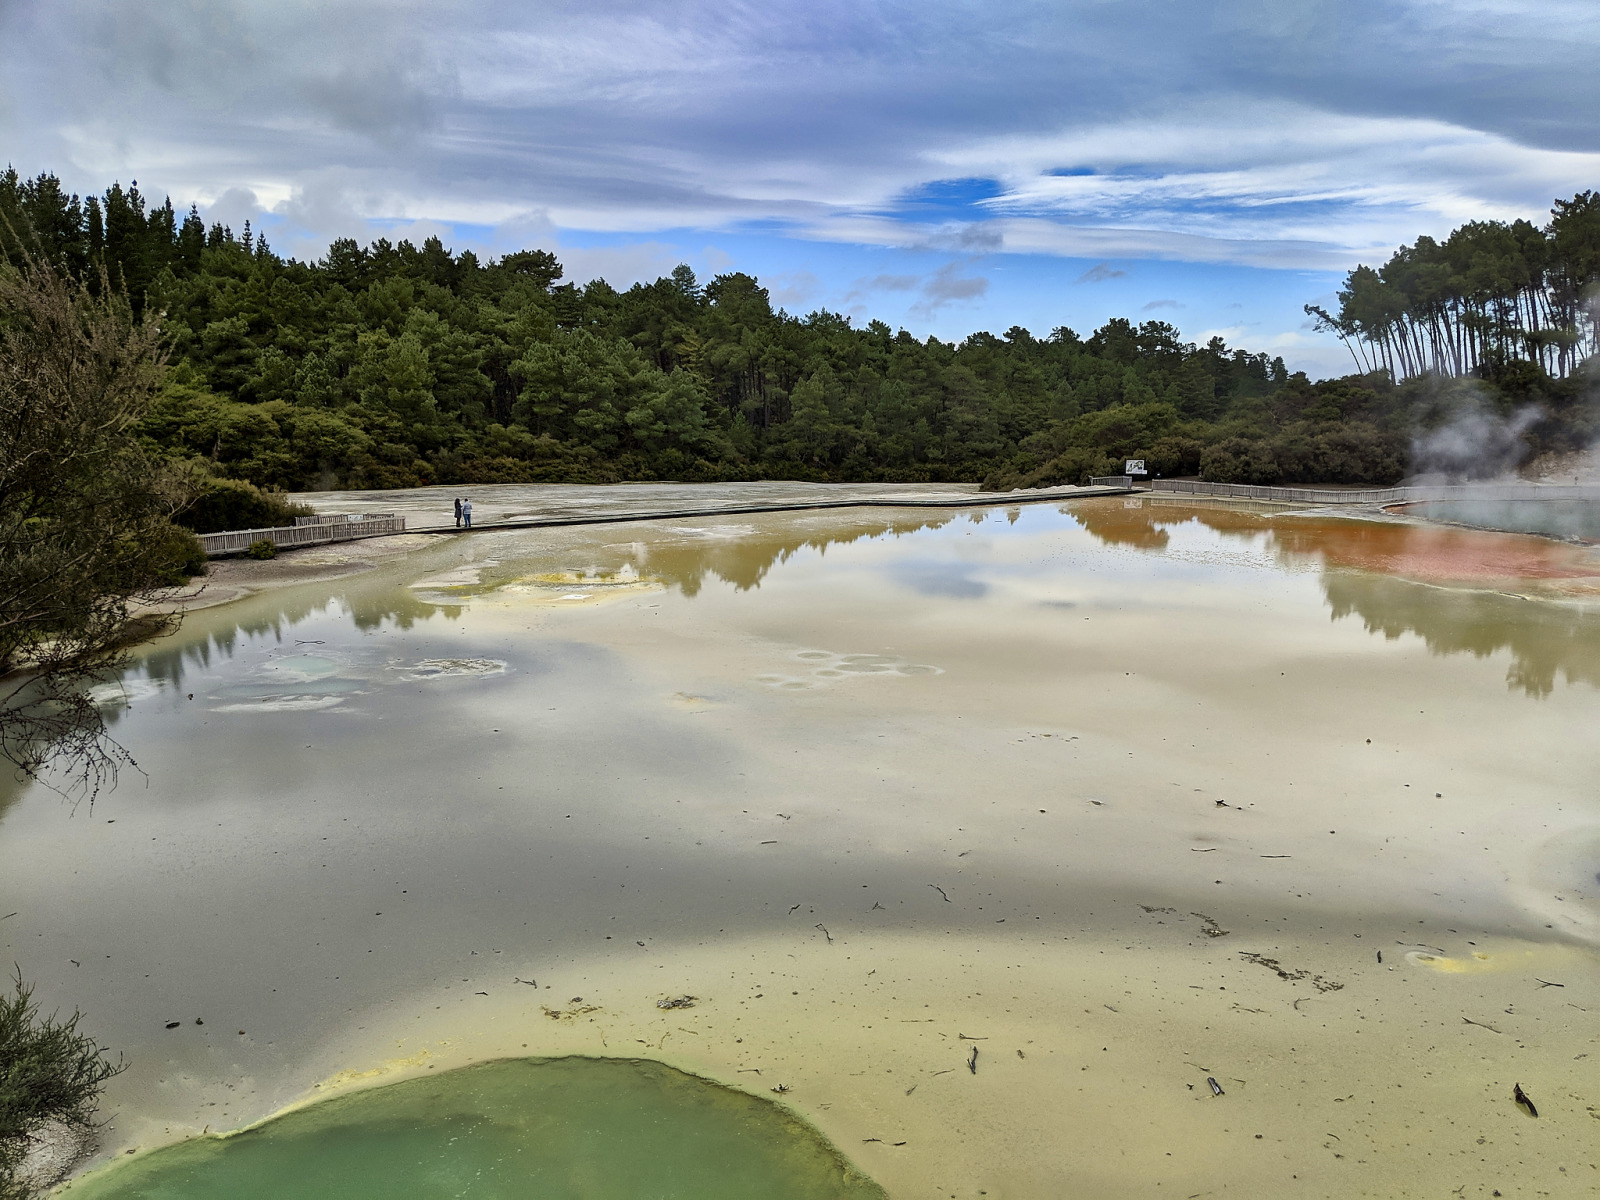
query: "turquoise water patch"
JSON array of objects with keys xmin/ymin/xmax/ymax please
[{"xmin": 62, "ymin": 1057, "xmax": 884, "ymax": 1200}]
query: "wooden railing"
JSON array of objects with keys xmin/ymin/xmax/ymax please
[
  {"xmin": 1087, "ymin": 476, "xmax": 1134, "ymax": 488},
  {"xmin": 198, "ymin": 514, "xmax": 406, "ymax": 557}
]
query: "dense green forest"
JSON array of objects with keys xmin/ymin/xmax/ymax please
[{"xmin": 4, "ymin": 168, "xmax": 1597, "ymax": 498}]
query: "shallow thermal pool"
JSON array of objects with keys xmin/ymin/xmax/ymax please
[
  {"xmin": 1401, "ymin": 497, "xmax": 1600, "ymax": 543},
  {"xmin": 64, "ymin": 1057, "xmax": 881, "ymax": 1200},
  {"xmin": 8, "ymin": 495, "xmax": 1600, "ymax": 1198}
]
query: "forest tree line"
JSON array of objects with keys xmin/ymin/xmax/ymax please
[
  {"xmin": 4, "ymin": 168, "xmax": 1597, "ymax": 503},
  {"xmin": 1310, "ymin": 191, "xmax": 1600, "ymax": 381}
]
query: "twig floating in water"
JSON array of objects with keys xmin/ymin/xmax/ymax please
[
  {"xmin": 1513, "ymin": 1082, "xmax": 1538, "ymax": 1117},
  {"xmin": 967, "ymin": 1046, "xmax": 978, "ymax": 1074},
  {"xmin": 513, "ymin": 977, "xmax": 537, "ymax": 987},
  {"xmin": 815, "ymin": 924, "xmax": 833, "ymax": 943},
  {"xmin": 929, "ymin": 884, "xmax": 951, "ymax": 902},
  {"xmin": 1208, "ymin": 1077, "xmax": 1224, "ymax": 1096},
  {"xmin": 1461, "ymin": 1017, "xmax": 1503, "ymax": 1034},
  {"xmin": 1535, "ymin": 978, "xmax": 1565, "ymax": 988}
]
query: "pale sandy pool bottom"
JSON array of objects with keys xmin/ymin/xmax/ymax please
[{"xmin": 92, "ymin": 921, "xmax": 1598, "ymax": 1198}]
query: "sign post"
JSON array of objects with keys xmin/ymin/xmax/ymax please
[{"xmin": 1124, "ymin": 459, "xmax": 1148, "ymax": 487}]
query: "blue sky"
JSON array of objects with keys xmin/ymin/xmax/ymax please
[{"xmin": 4, "ymin": 0, "xmax": 1598, "ymax": 377}]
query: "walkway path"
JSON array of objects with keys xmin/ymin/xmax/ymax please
[{"xmin": 291, "ymin": 480, "xmax": 1133, "ymax": 534}]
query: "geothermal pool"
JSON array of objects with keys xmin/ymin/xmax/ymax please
[
  {"xmin": 63, "ymin": 1057, "xmax": 882, "ymax": 1200},
  {"xmin": 8, "ymin": 495, "xmax": 1600, "ymax": 1197},
  {"xmin": 1401, "ymin": 496, "xmax": 1600, "ymax": 543}
]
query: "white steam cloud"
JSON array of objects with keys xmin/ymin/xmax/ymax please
[{"xmin": 1410, "ymin": 394, "xmax": 1542, "ymax": 480}]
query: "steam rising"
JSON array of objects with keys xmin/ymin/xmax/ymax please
[{"xmin": 1410, "ymin": 394, "xmax": 1541, "ymax": 480}]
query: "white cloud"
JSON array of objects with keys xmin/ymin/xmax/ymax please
[
  {"xmin": 4, "ymin": 0, "xmax": 1598, "ymax": 376},
  {"xmin": 6, "ymin": 0, "xmax": 1597, "ymax": 275}
]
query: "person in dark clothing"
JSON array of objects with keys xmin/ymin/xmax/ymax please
[{"xmin": 453, "ymin": 497, "xmax": 462, "ymax": 528}]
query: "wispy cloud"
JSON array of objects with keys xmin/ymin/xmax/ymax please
[
  {"xmin": 6, "ymin": 0, "xmax": 1598, "ymax": 271},
  {"xmin": 910, "ymin": 261, "xmax": 989, "ymax": 318},
  {"xmin": 845, "ymin": 272, "xmax": 922, "ymax": 302},
  {"xmin": 5, "ymin": 0, "xmax": 1598, "ymax": 370},
  {"xmin": 1076, "ymin": 263, "xmax": 1127, "ymax": 284}
]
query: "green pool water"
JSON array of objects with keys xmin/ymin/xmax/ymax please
[{"xmin": 61, "ymin": 1057, "xmax": 885, "ymax": 1200}]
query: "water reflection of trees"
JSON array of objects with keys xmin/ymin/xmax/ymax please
[
  {"xmin": 1323, "ymin": 574, "xmax": 1600, "ymax": 697},
  {"xmin": 1072, "ymin": 498, "xmax": 1600, "ymax": 697},
  {"xmin": 137, "ymin": 586, "xmax": 460, "ymax": 692},
  {"xmin": 634, "ymin": 514, "xmax": 955, "ymax": 596}
]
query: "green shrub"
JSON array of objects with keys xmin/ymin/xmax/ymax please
[
  {"xmin": 0, "ymin": 970, "xmax": 124, "ymax": 1199},
  {"xmin": 983, "ymin": 446, "xmax": 1119, "ymax": 490},
  {"xmin": 148, "ymin": 523, "xmax": 208, "ymax": 586},
  {"xmin": 176, "ymin": 477, "xmax": 312, "ymax": 535},
  {"xmin": 1201, "ymin": 437, "xmax": 1281, "ymax": 484},
  {"xmin": 245, "ymin": 539, "xmax": 277, "ymax": 560}
]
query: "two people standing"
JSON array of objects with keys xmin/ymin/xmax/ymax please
[{"xmin": 453, "ymin": 497, "xmax": 473, "ymax": 529}]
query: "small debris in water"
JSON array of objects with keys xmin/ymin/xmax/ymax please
[
  {"xmin": 657, "ymin": 995, "xmax": 697, "ymax": 1009},
  {"xmin": 771, "ymin": 1083, "xmax": 790, "ymax": 1094},
  {"xmin": 967, "ymin": 1046, "xmax": 979, "ymax": 1074},
  {"xmin": 1208, "ymin": 1077, "xmax": 1224, "ymax": 1096},
  {"xmin": 164, "ymin": 1022, "xmax": 180, "ymax": 1029},
  {"xmin": 1513, "ymin": 1082, "xmax": 1538, "ymax": 1117}
]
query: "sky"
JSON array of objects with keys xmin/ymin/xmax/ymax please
[{"xmin": 3, "ymin": 0, "xmax": 1599, "ymax": 378}]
